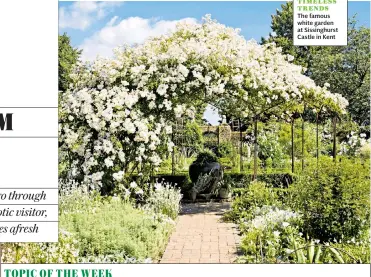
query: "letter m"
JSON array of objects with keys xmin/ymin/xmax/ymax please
[{"xmin": 0, "ymin": 113, "xmax": 13, "ymax": 131}]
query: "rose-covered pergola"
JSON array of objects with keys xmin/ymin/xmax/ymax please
[{"xmin": 59, "ymin": 15, "xmax": 348, "ymax": 190}]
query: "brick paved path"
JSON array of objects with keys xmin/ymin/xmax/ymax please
[{"xmin": 160, "ymin": 202, "xmax": 241, "ymax": 263}]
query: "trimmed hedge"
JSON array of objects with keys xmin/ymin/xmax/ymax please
[
  {"xmin": 232, "ymin": 187, "xmax": 292, "ymax": 204},
  {"xmin": 124, "ymin": 172, "xmax": 294, "ymax": 200},
  {"xmin": 224, "ymin": 172, "xmax": 294, "ymax": 188},
  {"xmin": 152, "ymin": 172, "xmax": 294, "ymax": 190}
]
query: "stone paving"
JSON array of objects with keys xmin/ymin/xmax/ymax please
[{"xmin": 160, "ymin": 202, "xmax": 241, "ymax": 263}]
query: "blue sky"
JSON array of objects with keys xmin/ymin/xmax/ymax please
[
  {"xmin": 59, "ymin": 1, "xmax": 370, "ymax": 53},
  {"xmin": 59, "ymin": 1, "xmax": 370, "ymax": 124}
]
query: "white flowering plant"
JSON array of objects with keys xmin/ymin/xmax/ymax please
[
  {"xmin": 240, "ymin": 205, "xmax": 302, "ymax": 232},
  {"xmin": 142, "ymin": 181, "xmax": 182, "ymax": 220},
  {"xmin": 59, "ymin": 180, "xmax": 176, "ymax": 262},
  {"xmin": 59, "ymin": 180, "xmax": 104, "ymax": 215},
  {"xmin": 111, "ymin": 180, "xmax": 146, "ymax": 201},
  {"xmin": 1, "ymin": 230, "xmax": 79, "ymax": 264},
  {"xmin": 239, "ymin": 205, "xmax": 303, "ymax": 263},
  {"xmin": 257, "ymin": 130, "xmax": 286, "ymax": 168},
  {"xmin": 339, "ymin": 132, "xmax": 370, "ymax": 157},
  {"xmin": 78, "ymin": 251, "xmax": 152, "ymax": 264},
  {"xmin": 4, "ymin": 179, "xmax": 180, "ymax": 263}
]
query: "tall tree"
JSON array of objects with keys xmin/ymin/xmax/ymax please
[
  {"xmin": 263, "ymin": 3, "xmax": 370, "ymax": 125},
  {"xmin": 58, "ymin": 33, "xmax": 82, "ymax": 92},
  {"xmin": 310, "ymin": 21, "xmax": 370, "ymax": 125}
]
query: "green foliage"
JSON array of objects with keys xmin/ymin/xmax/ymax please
[
  {"xmin": 360, "ymin": 143, "xmax": 370, "ymax": 159},
  {"xmin": 259, "ymin": 131, "xmax": 286, "ymax": 168},
  {"xmin": 289, "ymin": 159, "xmax": 370, "ymax": 242},
  {"xmin": 239, "ymin": 227, "xmax": 283, "ymax": 263},
  {"xmin": 78, "ymin": 252, "xmax": 151, "ymax": 263},
  {"xmin": 58, "ymin": 33, "xmax": 82, "ymax": 92},
  {"xmin": 224, "ymin": 172, "xmax": 294, "ymax": 188},
  {"xmin": 203, "ymin": 131, "xmax": 219, "ymax": 152},
  {"xmin": 158, "ymin": 157, "xmax": 173, "ymax": 173},
  {"xmin": 216, "ymin": 142, "xmax": 235, "ymax": 158},
  {"xmin": 222, "ymin": 174, "xmax": 242, "ymax": 191},
  {"xmin": 248, "ymin": 157, "xmax": 262, "ymax": 172},
  {"xmin": 286, "ymin": 240, "xmax": 347, "ymax": 264},
  {"xmin": 277, "ymin": 120, "xmax": 316, "ymax": 160},
  {"xmin": 231, "ymin": 187, "xmax": 248, "ymax": 197},
  {"xmin": 332, "ymin": 236, "xmax": 371, "ymax": 264},
  {"xmin": 174, "ymin": 154, "xmax": 194, "ymax": 172},
  {"xmin": 178, "ymin": 121, "xmax": 204, "ymax": 157},
  {"xmin": 227, "ymin": 182, "xmax": 278, "ymax": 221},
  {"xmin": 219, "ymin": 178, "xmax": 232, "ymax": 191},
  {"xmin": 286, "ymin": 235, "xmax": 370, "ymax": 264},
  {"xmin": 336, "ymin": 118, "xmax": 360, "ymax": 142},
  {"xmin": 310, "ymin": 21, "xmax": 370, "ymax": 125},
  {"xmin": 165, "ymin": 119, "xmax": 367, "ymax": 175},
  {"xmin": 265, "ymin": 157, "xmax": 273, "ymax": 169},
  {"xmin": 219, "ymin": 157, "xmax": 234, "ymax": 169},
  {"xmin": 60, "ymin": 197, "xmax": 174, "ymax": 260},
  {"xmin": 193, "ymin": 149, "xmax": 218, "ymax": 164},
  {"xmin": 57, "ymin": 181, "xmax": 177, "ymax": 261},
  {"xmin": 229, "ymin": 157, "xmax": 370, "ymax": 264}
]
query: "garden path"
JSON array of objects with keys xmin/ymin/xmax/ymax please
[{"xmin": 160, "ymin": 202, "xmax": 241, "ymax": 263}]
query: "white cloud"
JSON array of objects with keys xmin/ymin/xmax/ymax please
[
  {"xmin": 106, "ymin": 16, "xmax": 119, "ymax": 27},
  {"xmin": 59, "ymin": 2, "xmax": 121, "ymax": 30},
  {"xmin": 79, "ymin": 16, "xmax": 197, "ymax": 61}
]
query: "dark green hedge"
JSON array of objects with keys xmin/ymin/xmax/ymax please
[
  {"xmin": 146, "ymin": 172, "xmax": 294, "ymax": 191},
  {"xmin": 125, "ymin": 172, "xmax": 294, "ymax": 199},
  {"xmin": 224, "ymin": 172, "xmax": 295, "ymax": 188}
]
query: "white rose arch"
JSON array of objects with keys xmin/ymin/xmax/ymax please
[{"xmin": 59, "ymin": 15, "xmax": 348, "ymax": 190}]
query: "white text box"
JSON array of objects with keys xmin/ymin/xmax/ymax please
[
  {"xmin": 0, "ymin": 222, "xmax": 58, "ymax": 242},
  {"xmin": 0, "ymin": 189, "xmax": 58, "ymax": 205},
  {"xmin": 0, "ymin": 108, "xmax": 58, "ymax": 137},
  {"xmin": 294, "ymin": 0, "xmax": 348, "ymax": 46},
  {"xmin": 0, "ymin": 138, "xmax": 58, "ymax": 188},
  {"xmin": 0, "ymin": 204, "xmax": 58, "ymax": 221}
]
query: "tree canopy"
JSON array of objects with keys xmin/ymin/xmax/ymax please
[
  {"xmin": 59, "ymin": 33, "xmax": 82, "ymax": 92},
  {"xmin": 263, "ymin": 2, "xmax": 370, "ymax": 125}
]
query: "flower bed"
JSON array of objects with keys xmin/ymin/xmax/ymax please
[
  {"xmin": 227, "ymin": 158, "xmax": 370, "ymax": 263},
  {"xmin": 2, "ymin": 181, "xmax": 181, "ymax": 263}
]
